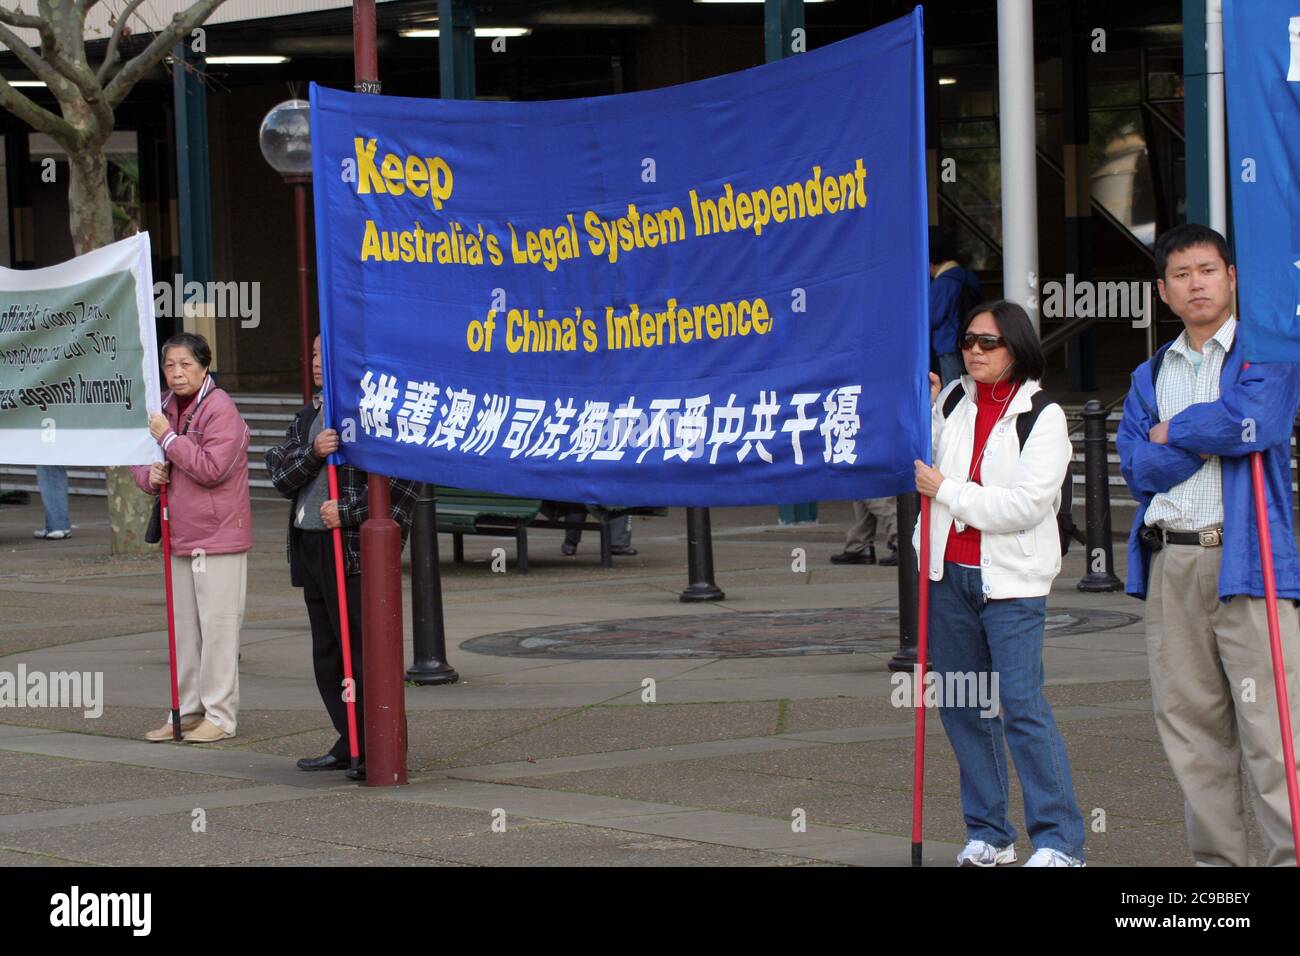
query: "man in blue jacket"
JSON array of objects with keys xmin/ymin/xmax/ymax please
[
  {"xmin": 1117, "ymin": 223, "xmax": 1300, "ymax": 866},
  {"xmin": 929, "ymin": 233, "xmax": 983, "ymax": 386}
]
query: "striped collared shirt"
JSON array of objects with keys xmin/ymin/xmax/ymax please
[{"xmin": 1145, "ymin": 315, "xmax": 1235, "ymax": 532}]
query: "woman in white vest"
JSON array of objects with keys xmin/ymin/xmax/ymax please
[{"xmin": 912, "ymin": 299, "xmax": 1086, "ymax": 867}]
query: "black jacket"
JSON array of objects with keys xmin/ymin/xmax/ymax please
[{"xmin": 265, "ymin": 400, "xmax": 419, "ymax": 585}]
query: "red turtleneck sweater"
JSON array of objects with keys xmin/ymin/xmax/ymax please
[{"xmin": 944, "ymin": 379, "xmax": 1019, "ymax": 566}]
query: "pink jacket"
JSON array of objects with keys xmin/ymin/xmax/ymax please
[{"xmin": 131, "ymin": 375, "xmax": 253, "ymax": 555}]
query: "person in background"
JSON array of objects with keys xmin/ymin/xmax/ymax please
[
  {"xmin": 829, "ymin": 497, "xmax": 898, "ymax": 565},
  {"xmin": 930, "ymin": 231, "xmax": 984, "ymax": 387},
  {"xmin": 33, "ymin": 465, "xmax": 72, "ymax": 539},
  {"xmin": 559, "ymin": 504, "xmax": 637, "ymax": 557},
  {"xmin": 1116, "ymin": 223, "xmax": 1300, "ymax": 866},
  {"xmin": 265, "ymin": 334, "xmax": 419, "ymax": 781},
  {"xmin": 132, "ymin": 333, "xmax": 252, "ymax": 744}
]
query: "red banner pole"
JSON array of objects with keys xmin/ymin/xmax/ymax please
[
  {"xmin": 911, "ymin": 494, "xmax": 931, "ymax": 865},
  {"xmin": 1249, "ymin": 450, "xmax": 1300, "ymax": 864},
  {"xmin": 326, "ymin": 463, "xmax": 361, "ymax": 766},
  {"xmin": 159, "ymin": 486, "xmax": 182, "ymax": 741}
]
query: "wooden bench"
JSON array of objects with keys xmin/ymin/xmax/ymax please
[{"xmin": 432, "ymin": 487, "xmax": 665, "ymax": 573}]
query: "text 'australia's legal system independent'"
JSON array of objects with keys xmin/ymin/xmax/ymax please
[{"xmin": 347, "ymin": 138, "xmax": 870, "ymax": 358}]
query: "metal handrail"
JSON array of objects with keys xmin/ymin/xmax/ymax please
[
  {"xmin": 1040, "ymin": 312, "xmax": 1099, "ymax": 357},
  {"xmin": 937, "ymin": 190, "xmax": 1002, "ymax": 260},
  {"xmin": 1039, "ymin": 273, "xmax": 1162, "ymax": 360},
  {"xmin": 1036, "ymin": 146, "xmax": 1157, "ymax": 262},
  {"xmin": 1142, "ymin": 99, "xmax": 1187, "ymax": 145}
]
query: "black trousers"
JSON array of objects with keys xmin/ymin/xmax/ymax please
[{"xmin": 299, "ymin": 530, "xmax": 364, "ymax": 762}]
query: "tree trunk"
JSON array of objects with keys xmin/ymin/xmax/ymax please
[
  {"xmin": 66, "ymin": 143, "xmax": 114, "ymax": 256},
  {"xmin": 67, "ymin": 144, "xmax": 154, "ymax": 556}
]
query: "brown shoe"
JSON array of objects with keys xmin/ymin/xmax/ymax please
[
  {"xmin": 144, "ymin": 716, "xmax": 203, "ymax": 742},
  {"xmin": 181, "ymin": 718, "xmax": 235, "ymax": 743}
]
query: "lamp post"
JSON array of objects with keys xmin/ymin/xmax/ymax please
[{"xmin": 258, "ymin": 99, "xmax": 314, "ymax": 405}]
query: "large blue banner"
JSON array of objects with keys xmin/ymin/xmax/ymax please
[
  {"xmin": 1225, "ymin": 0, "xmax": 1300, "ymax": 362},
  {"xmin": 309, "ymin": 8, "xmax": 927, "ymax": 506}
]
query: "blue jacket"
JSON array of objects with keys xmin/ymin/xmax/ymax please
[
  {"xmin": 929, "ymin": 266, "xmax": 982, "ymax": 356},
  {"xmin": 1116, "ymin": 337, "xmax": 1300, "ymax": 601}
]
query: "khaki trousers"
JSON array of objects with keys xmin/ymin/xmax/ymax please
[
  {"xmin": 165, "ymin": 551, "xmax": 247, "ymax": 734},
  {"xmin": 844, "ymin": 497, "xmax": 898, "ymax": 553},
  {"xmin": 1145, "ymin": 544, "xmax": 1300, "ymax": 866}
]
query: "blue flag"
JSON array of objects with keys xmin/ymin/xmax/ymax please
[
  {"xmin": 1225, "ymin": 0, "xmax": 1300, "ymax": 362},
  {"xmin": 309, "ymin": 8, "xmax": 928, "ymax": 506}
]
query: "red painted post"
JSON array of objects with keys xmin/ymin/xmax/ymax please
[
  {"xmin": 352, "ymin": 0, "xmax": 406, "ymax": 786},
  {"xmin": 353, "ymin": 0, "xmax": 379, "ymax": 92},
  {"xmin": 291, "ymin": 179, "xmax": 312, "ymax": 406},
  {"xmin": 361, "ymin": 474, "xmax": 407, "ymax": 786}
]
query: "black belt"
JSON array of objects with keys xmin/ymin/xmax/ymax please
[{"xmin": 1160, "ymin": 527, "xmax": 1224, "ymax": 548}]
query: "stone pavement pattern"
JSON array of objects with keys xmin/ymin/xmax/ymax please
[{"xmin": 0, "ymin": 496, "xmax": 1273, "ymax": 866}]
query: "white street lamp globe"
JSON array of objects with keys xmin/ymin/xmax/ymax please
[{"xmin": 259, "ymin": 99, "xmax": 312, "ymax": 177}]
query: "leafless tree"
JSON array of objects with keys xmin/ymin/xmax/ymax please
[{"xmin": 0, "ymin": 0, "xmax": 228, "ymax": 553}]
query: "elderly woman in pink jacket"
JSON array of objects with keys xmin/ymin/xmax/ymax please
[{"xmin": 131, "ymin": 333, "xmax": 252, "ymax": 743}]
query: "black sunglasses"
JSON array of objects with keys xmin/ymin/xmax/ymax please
[{"xmin": 960, "ymin": 333, "xmax": 1006, "ymax": 351}]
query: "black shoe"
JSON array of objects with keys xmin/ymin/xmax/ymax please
[
  {"xmin": 296, "ymin": 753, "xmax": 348, "ymax": 771},
  {"xmin": 561, "ymin": 541, "xmax": 577, "ymax": 556},
  {"xmin": 610, "ymin": 545, "xmax": 638, "ymax": 556},
  {"xmin": 878, "ymin": 549, "xmax": 900, "ymax": 567},
  {"xmin": 346, "ymin": 764, "xmax": 367, "ymax": 781},
  {"xmin": 830, "ymin": 548, "xmax": 875, "ymax": 565}
]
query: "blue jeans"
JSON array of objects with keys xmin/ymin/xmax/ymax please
[
  {"xmin": 36, "ymin": 465, "xmax": 70, "ymax": 532},
  {"xmin": 938, "ymin": 352, "xmax": 965, "ymax": 387},
  {"xmin": 928, "ymin": 562, "xmax": 1085, "ymax": 859}
]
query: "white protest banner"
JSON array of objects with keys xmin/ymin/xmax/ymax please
[{"xmin": 0, "ymin": 233, "xmax": 160, "ymax": 465}]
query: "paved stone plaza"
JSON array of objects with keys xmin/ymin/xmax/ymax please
[{"xmin": 0, "ymin": 496, "xmax": 1271, "ymax": 866}]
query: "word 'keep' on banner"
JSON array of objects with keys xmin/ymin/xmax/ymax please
[
  {"xmin": 310, "ymin": 8, "xmax": 928, "ymax": 506},
  {"xmin": 0, "ymin": 233, "xmax": 160, "ymax": 466}
]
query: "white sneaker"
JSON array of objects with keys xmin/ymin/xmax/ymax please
[
  {"xmin": 33, "ymin": 528, "xmax": 71, "ymax": 540},
  {"xmin": 1023, "ymin": 847, "xmax": 1085, "ymax": 867},
  {"xmin": 957, "ymin": 839, "xmax": 1017, "ymax": 867}
]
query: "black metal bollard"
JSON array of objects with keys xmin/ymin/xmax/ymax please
[
  {"xmin": 406, "ymin": 484, "xmax": 459, "ymax": 685},
  {"xmin": 1077, "ymin": 400, "xmax": 1123, "ymax": 592},
  {"xmin": 680, "ymin": 507, "xmax": 725, "ymax": 602},
  {"xmin": 888, "ymin": 492, "xmax": 922, "ymax": 673}
]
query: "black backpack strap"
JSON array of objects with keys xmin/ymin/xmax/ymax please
[
  {"xmin": 941, "ymin": 382, "xmax": 964, "ymax": 419},
  {"xmin": 1014, "ymin": 389, "xmax": 1056, "ymax": 450}
]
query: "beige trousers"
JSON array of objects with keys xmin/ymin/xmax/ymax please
[
  {"xmin": 1145, "ymin": 544, "xmax": 1300, "ymax": 866},
  {"xmin": 844, "ymin": 498, "xmax": 898, "ymax": 553},
  {"xmin": 165, "ymin": 551, "xmax": 247, "ymax": 734}
]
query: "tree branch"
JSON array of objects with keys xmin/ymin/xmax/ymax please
[
  {"xmin": 0, "ymin": 18, "xmax": 72, "ymax": 93},
  {"xmin": 0, "ymin": 73, "xmax": 79, "ymax": 143},
  {"xmin": 0, "ymin": 5, "xmax": 48, "ymax": 31},
  {"xmin": 76, "ymin": 0, "xmax": 101, "ymax": 12},
  {"xmin": 96, "ymin": 0, "xmax": 146, "ymax": 85},
  {"xmin": 4, "ymin": 3, "xmax": 114, "ymax": 138},
  {"xmin": 104, "ymin": 0, "xmax": 227, "ymax": 108},
  {"xmin": 48, "ymin": 52, "xmax": 114, "ymax": 134}
]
